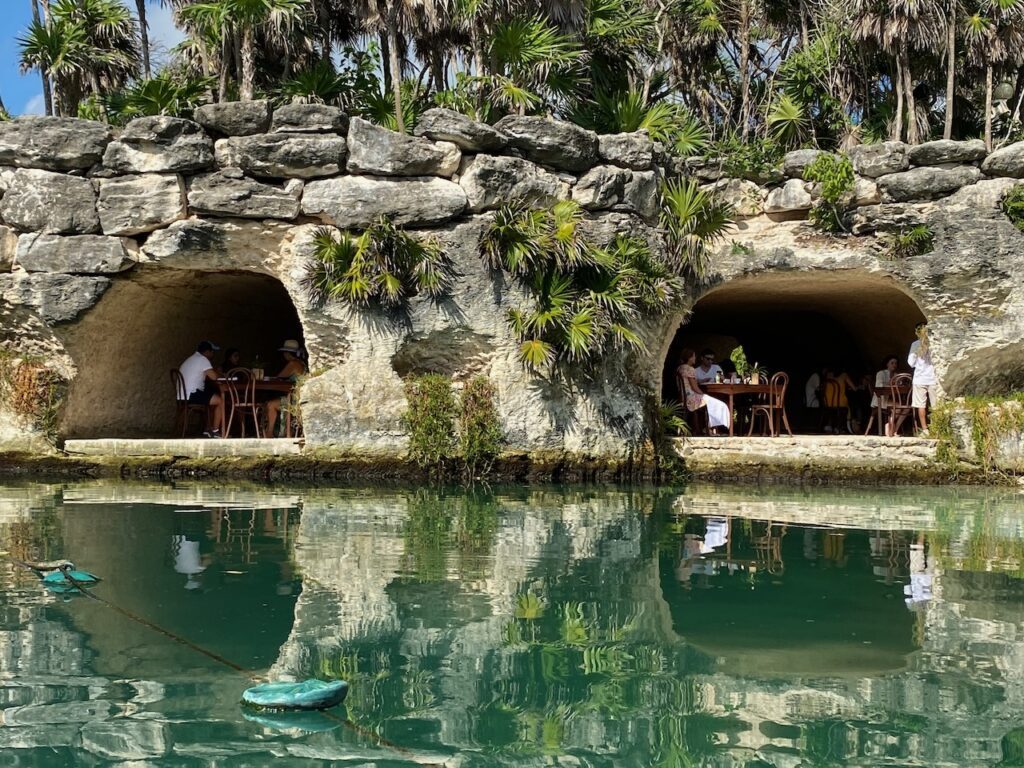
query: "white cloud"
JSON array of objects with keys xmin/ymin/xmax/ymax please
[
  {"xmin": 144, "ymin": 2, "xmax": 187, "ymax": 69},
  {"xmin": 21, "ymin": 93, "xmax": 45, "ymax": 116}
]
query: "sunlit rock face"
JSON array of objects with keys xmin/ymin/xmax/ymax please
[{"xmin": 3, "ymin": 107, "xmax": 1024, "ymax": 458}]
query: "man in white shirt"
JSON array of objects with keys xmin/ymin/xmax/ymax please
[
  {"xmin": 178, "ymin": 340, "xmax": 224, "ymax": 437},
  {"xmin": 694, "ymin": 349, "xmax": 723, "ymax": 385},
  {"xmin": 907, "ymin": 322, "xmax": 936, "ymax": 435}
]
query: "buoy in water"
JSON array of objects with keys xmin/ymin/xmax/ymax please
[
  {"xmin": 241, "ymin": 679, "xmax": 349, "ymax": 711},
  {"xmin": 42, "ymin": 566, "xmax": 101, "ymax": 591}
]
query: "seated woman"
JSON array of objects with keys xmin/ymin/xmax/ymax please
[
  {"xmin": 218, "ymin": 347, "xmax": 242, "ymax": 376},
  {"xmin": 823, "ymin": 366, "xmax": 860, "ymax": 434},
  {"xmin": 676, "ymin": 348, "xmax": 731, "ymax": 434},
  {"xmin": 264, "ymin": 339, "xmax": 307, "ymax": 437}
]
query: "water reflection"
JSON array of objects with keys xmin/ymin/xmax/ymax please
[{"xmin": 1, "ymin": 482, "xmax": 1024, "ymax": 765}]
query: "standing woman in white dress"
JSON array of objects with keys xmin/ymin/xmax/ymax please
[{"xmin": 676, "ymin": 348, "xmax": 732, "ymax": 433}]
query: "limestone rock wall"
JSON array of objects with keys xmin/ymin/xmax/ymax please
[{"xmin": 2, "ymin": 107, "xmax": 1024, "ymax": 458}]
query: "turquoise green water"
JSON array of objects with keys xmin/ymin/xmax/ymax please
[{"xmin": 2, "ymin": 483, "xmax": 1024, "ymax": 767}]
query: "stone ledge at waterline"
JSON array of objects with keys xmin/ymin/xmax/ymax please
[{"xmin": 3, "ymin": 106, "xmax": 1024, "ymax": 479}]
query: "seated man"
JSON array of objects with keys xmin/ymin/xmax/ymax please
[
  {"xmin": 179, "ymin": 340, "xmax": 225, "ymax": 438},
  {"xmin": 694, "ymin": 349, "xmax": 724, "ymax": 385}
]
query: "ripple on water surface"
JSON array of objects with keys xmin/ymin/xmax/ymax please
[{"xmin": 1, "ymin": 482, "xmax": 1024, "ymax": 767}]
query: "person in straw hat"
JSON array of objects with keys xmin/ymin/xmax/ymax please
[{"xmin": 264, "ymin": 339, "xmax": 307, "ymax": 437}]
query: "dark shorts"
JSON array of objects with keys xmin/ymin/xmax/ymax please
[{"xmin": 187, "ymin": 386, "xmax": 215, "ymax": 405}]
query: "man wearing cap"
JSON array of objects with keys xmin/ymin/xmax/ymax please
[{"xmin": 178, "ymin": 340, "xmax": 225, "ymax": 438}]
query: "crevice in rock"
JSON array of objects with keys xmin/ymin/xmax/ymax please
[{"xmin": 391, "ymin": 328, "xmax": 495, "ymax": 380}]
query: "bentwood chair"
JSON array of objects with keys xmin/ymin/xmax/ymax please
[
  {"xmin": 676, "ymin": 372, "xmax": 710, "ymax": 436},
  {"xmin": 170, "ymin": 369, "xmax": 207, "ymax": 437},
  {"xmin": 887, "ymin": 373, "xmax": 915, "ymax": 437},
  {"xmin": 223, "ymin": 367, "xmax": 264, "ymax": 438},
  {"xmin": 747, "ymin": 371, "xmax": 792, "ymax": 437}
]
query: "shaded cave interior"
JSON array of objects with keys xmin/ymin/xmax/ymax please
[
  {"xmin": 58, "ymin": 268, "xmax": 305, "ymax": 439},
  {"xmin": 663, "ymin": 273, "xmax": 928, "ymax": 430}
]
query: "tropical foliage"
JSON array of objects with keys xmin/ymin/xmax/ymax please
[
  {"xmin": 882, "ymin": 224, "xmax": 937, "ymax": 259},
  {"xmin": 16, "ymin": 0, "xmax": 1024, "ymax": 150},
  {"xmin": 1001, "ymin": 184, "xmax": 1024, "ymax": 230},
  {"xmin": 304, "ymin": 219, "xmax": 455, "ymax": 310},
  {"xmin": 803, "ymin": 153, "xmax": 856, "ymax": 232},
  {"xmin": 402, "ymin": 373, "xmax": 458, "ymax": 473},
  {"xmin": 659, "ymin": 179, "xmax": 735, "ymax": 278},
  {"xmin": 458, "ymin": 376, "xmax": 504, "ymax": 479},
  {"xmin": 481, "ymin": 199, "xmax": 685, "ymax": 375},
  {"xmin": 401, "ymin": 374, "xmax": 505, "ymax": 478}
]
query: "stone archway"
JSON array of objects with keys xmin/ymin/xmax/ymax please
[
  {"xmin": 57, "ymin": 267, "xmax": 305, "ymax": 439},
  {"xmin": 659, "ymin": 271, "xmax": 927, "ymax": 421}
]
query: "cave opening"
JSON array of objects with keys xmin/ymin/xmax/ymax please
[
  {"xmin": 662, "ymin": 272, "xmax": 927, "ymax": 433},
  {"xmin": 58, "ymin": 268, "xmax": 305, "ymax": 439}
]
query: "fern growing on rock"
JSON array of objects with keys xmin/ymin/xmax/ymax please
[
  {"xmin": 305, "ymin": 217, "xmax": 455, "ymax": 309},
  {"xmin": 482, "ymin": 199, "xmax": 682, "ymax": 375}
]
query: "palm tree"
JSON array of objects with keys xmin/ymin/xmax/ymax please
[
  {"xmin": 18, "ymin": 17, "xmax": 89, "ymax": 115},
  {"xmin": 136, "ymin": 0, "xmax": 152, "ymax": 77},
  {"xmin": 351, "ymin": 0, "xmax": 447, "ymax": 133},
  {"xmin": 180, "ymin": 0, "xmax": 309, "ymax": 101},
  {"xmin": 963, "ymin": 0, "xmax": 1024, "ymax": 149},
  {"xmin": 29, "ymin": 0, "xmax": 54, "ymax": 116},
  {"xmin": 51, "ymin": 0, "xmax": 141, "ymax": 109},
  {"xmin": 851, "ymin": 0, "xmax": 944, "ymax": 143},
  {"xmin": 943, "ymin": 0, "xmax": 960, "ymax": 138}
]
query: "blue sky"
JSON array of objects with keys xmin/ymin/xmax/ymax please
[{"xmin": 1, "ymin": 1, "xmax": 185, "ymax": 116}]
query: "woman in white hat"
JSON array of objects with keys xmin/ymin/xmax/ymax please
[{"xmin": 265, "ymin": 339, "xmax": 307, "ymax": 437}]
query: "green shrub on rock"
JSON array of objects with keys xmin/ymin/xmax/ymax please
[
  {"xmin": 802, "ymin": 153, "xmax": 854, "ymax": 233},
  {"xmin": 402, "ymin": 374, "xmax": 458, "ymax": 471},
  {"xmin": 458, "ymin": 376, "xmax": 504, "ymax": 478},
  {"xmin": 1001, "ymin": 185, "xmax": 1024, "ymax": 232},
  {"xmin": 881, "ymin": 225, "xmax": 935, "ymax": 260},
  {"xmin": 402, "ymin": 373, "xmax": 505, "ymax": 479}
]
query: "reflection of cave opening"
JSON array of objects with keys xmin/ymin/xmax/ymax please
[
  {"xmin": 58, "ymin": 268, "xmax": 304, "ymax": 439},
  {"xmin": 663, "ymin": 273, "xmax": 926, "ymax": 432}
]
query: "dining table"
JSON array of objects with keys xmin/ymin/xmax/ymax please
[
  {"xmin": 704, "ymin": 382, "xmax": 773, "ymax": 436},
  {"xmin": 216, "ymin": 377, "xmax": 297, "ymax": 438}
]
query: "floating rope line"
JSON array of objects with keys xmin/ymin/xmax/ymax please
[{"xmin": 4, "ymin": 557, "xmax": 413, "ymax": 758}]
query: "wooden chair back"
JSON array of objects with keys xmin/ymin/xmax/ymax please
[
  {"xmin": 170, "ymin": 368, "xmax": 187, "ymax": 402},
  {"xmin": 223, "ymin": 367, "xmax": 257, "ymax": 407},
  {"xmin": 768, "ymin": 371, "xmax": 788, "ymax": 407},
  {"xmin": 889, "ymin": 373, "xmax": 913, "ymax": 410},
  {"xmin": 223, "ymin": 367, "xmax": 263, "ymax": 438},
  {"xmin": 170, "ymin": 368, "xmax": 206, "ymax": 436}
]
